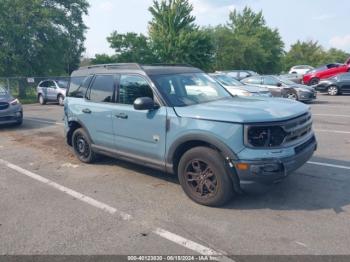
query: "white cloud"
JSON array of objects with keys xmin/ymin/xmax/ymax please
[
  {"xmin": 329, "ymin": 35, "xmax": 350, "ymax": 50},
  {"xmin": 97, "ymin": 0, "xmax": 115, "ymax": 12},
  {"xmin": 190, "ymin": 0, "xmax": 235, "ymax": 26},
  {"xmin": 312, "ymin": 14, "xmax": 335, "ymax": 21}
]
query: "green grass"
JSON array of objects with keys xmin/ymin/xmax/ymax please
[{"xmin": 11, "ymin": 88, "xmax": 38, "ymax": 104}]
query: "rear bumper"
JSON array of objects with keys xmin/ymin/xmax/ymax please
[{"xmin": 233, "ymin": 136, "xmax": 317, "ymax": 188}]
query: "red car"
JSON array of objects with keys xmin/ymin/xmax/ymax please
[{"xmin": 303, "ymin": 58, "xmax": 350, "ymax": 85}]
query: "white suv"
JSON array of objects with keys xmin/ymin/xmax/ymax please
[
  {"xmin": 289, "ymin": 65, "xmax": 314, "ymax": 76},
  {"xmin": 37, "ymin": 80, "xmax": 68, "ymax": 106}
]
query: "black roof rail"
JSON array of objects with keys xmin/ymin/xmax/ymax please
[
  {"xmin": 143, "ymin": 63, "xmax": 193, "ymax": 67},
  {"xmin": 79, "ymin": 63, "xmax": 143, "ymax": 70}
]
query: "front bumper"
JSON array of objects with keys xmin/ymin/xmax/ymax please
[
  {"xmin": 0, "ymin": 105, "xmax": 23, "ymax": 125},
  {"xmin": 233, "ymin": 135, "xmax": 317, "ymax": 188},
  {"xmin": 298, "ymin": 91, "xmax": 317, "ymax": 101}
]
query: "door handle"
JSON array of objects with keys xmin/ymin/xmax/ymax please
[
  {"xmin": 82, "ymin": 108, "xmax": 91, "ymax": 114},
  {"xmin": 115, "ymin": 113, "xmax": 128, "ymax": 119}
]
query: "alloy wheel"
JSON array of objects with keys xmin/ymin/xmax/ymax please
[{"xmin": 185, "ymin": 159, "xmax": 218, "ymax": 198}]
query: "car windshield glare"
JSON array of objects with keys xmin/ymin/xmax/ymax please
[
  {"xmin": 213, "ymin": 75, "xmax": 242, "ymax": 86},
  {"xmin": 278, "ymin": 77, "xmax": 296, "ymax": 85},
  {"xmin": 152, "ymin": 73, "xmax": 231, "ymax": 107},
  {"xmin": 57, "ymin": 80, "xmax": 68, "ymax": 89}
]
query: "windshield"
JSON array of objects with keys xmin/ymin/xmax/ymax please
[
  {"xmin": 0, "ymin": 86, "xmax": 8, "ymax": 96},
  {"xmin": 278, "ymin": 76, "xmax": 296, "ymax": 85},
  {"xmin": 212, "ymin": 75, "xmax": 242, "ymax": 86},
  {"xmin": 151, "ymin": 73, "xmax": 231, "ymax": 107}
]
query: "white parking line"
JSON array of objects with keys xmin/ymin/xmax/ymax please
[
  {"xmin": 0, "ymin": 158, "xmax": 231, "ymax": 258},
  {"xmin": 314, "ymin": 129, "xmax": 350, "ymax": 134},
  {"xmin": 313, "ymin": 114, "xmax": 350, "ymax": 118},
  {"xmin": 154, "ymin": 228, "xmax": 222, "ymax": 256},
  {"xmin": 308, "ymin": 161, "xmax": 350, "ymax": 170},
  {"xmin": 25, "ymin": 118, "xmax": 64, "ymax": 126},
  {"xmin": 0, "ymin": 158, "xmax": 131, "ymax": 220}
]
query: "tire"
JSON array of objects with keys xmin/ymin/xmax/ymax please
[
  {"xmin": 72, "ymin": 128, "xmax": 96, "ymax": 163},
  {"xmin": 309, "ymin": 78, "xmax": 319, "ymax": 86},
  {"xmin": 14, "ymin": 113, "xmax": 23, "ymax": 126},
  {"xmin": 328, "ymin": 85, "xmax": 339, "ymax": 96},
  {"xmin": 38, "ymin": 94, "xmax": 46, "ymax": 105},
  {"xmin": 58, "ymin": 95, "xmax": 64, "ymax": 106},
  {"xmin": 178, "ymin": 147, "xmax": 234, "ymax": 206},
  {"xmin": 286, "ymin": 92, "xmax": 298, "ymax": 100}
]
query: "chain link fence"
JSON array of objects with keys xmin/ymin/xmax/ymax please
[{"xmin": 0, "ymin": 76, "xmax": 70, "ymax": 104}]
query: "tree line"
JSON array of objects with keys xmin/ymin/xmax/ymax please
[
  {"xmin": 0, "ymin": 0, "xmax": 349, "ymax": 78},
  {"xmin": 92, "ymin": 0, "xmax": 349, "ymax": 74}
]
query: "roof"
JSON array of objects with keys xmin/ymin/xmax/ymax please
[{"xmin": 71, "ymin": 63, "xmax": 202, "ymax": 77}]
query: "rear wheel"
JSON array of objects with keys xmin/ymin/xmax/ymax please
[
  {"xmin": 309, "ymin": 78, "xmax": 319, "ymax": 86},
  {"xmin": 328, "ymin": 85, "xmax": 339, "ymax": 96},
  {"xmin": 38, "ymin": 94, "xmax": 46, "ymax": 105},
  {"xmin": 58, "ymin": 95, "xmax": 64, "ymax": 106},
  {"xmin": 178, "ymin": 147, "xmax": 234, "ymax": 206},
  {"xmin": 72, "ymin": 128, "xmax": 96, "ymax": 163}
]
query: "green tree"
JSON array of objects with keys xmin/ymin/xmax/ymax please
[
  {"xmin": 212, "ymin": 7, "xmax": 284, "ymax": 74},
  {"xmin": 324, "ymin": 48, "xmax": 350, "ymax": 64},
  {"xmin": 0, "ymin": 0, "xmax": 89, "ymax": 77},
  {"xmin": 107, "ymin": 32, "xmax": 158, "ymax": 64},
  {"xmin": 148, "ymin": 0, "xmax": 214, "ymax": 70},
  {"xmin": 283, "ymin": 40, "xmax": 325, "ymax": 70}
]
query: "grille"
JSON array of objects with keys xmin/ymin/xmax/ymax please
[
  {"xmin": 245, "ymin": 112, "xmax": 314, "ymax": 148},
  {"xmin": 0, "ymin": 102, "xmax": 9, "ymax": 110},
  {"xmin": 283, "ymin": 113, "xmax": 313, "ymax": 143}
]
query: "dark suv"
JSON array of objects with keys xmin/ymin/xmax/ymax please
[{"xmin": 64, "ymin": 64, "xmax": 317, "ymax": 206}]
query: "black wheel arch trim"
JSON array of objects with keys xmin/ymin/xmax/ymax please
[
  {"xmin": 166, "ymin": 134, "xmax": 242, "ymax": 194},
  {"xmin": 66, "ymin": 118, "xmax": 94, "ymax": 146},
  {"xmin": 166, "ymin": 134, "xmax": 239, "ymax": 170}
]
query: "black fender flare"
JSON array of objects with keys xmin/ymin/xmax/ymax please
[{"xmin": 66, "ymin": 118, "xmax": 94, "ymax": 146}]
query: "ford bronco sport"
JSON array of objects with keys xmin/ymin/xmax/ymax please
[{"xmin": 64, "ymin": 64, "xmax": 317, "ymax": 206}]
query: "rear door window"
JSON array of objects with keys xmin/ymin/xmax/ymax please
[
  {"xmin": 86, "ymin": 75, "xmax": 116, "ymax": 103},
  {"xmin": 263, "ymin": 76, "xmax": 279, "ymax": 86}
]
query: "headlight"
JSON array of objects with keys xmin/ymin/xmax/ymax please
[
  {"xmin": 298, "ymin": 88, "xmax": 311, "ymax": 92},
  {"xmin": 245, "ymin": 125, "xmax": 287, "ymax": 148},
  {"xmin": 10, "ymin": 98, "xmax": 19, "ymax": 105}
]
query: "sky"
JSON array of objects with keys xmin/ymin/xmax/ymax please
[{"xmin": 84, "ymin": 0, "xmax": 350, "ymax": 57}]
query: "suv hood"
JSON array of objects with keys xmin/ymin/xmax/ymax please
[{"xmin": 174, "ymin": 97, "xmax": 309, "ymax": 123}]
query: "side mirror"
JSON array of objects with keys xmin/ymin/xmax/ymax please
[
  {"xmin": 133, "ymin": 97, "xmax": 159, "ymax": 111},
  {"xmin": 277, "ymin": 82, "xmax": 282, "ymax": 87}
]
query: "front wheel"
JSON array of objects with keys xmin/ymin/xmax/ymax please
[
  {"xmin": 178, "ymin": 147, "xmax": 234, "ymax": 206},
  {"xmin": 72, "ymin": 128, "xmax": 96, "ymax": 163},
  {"xmin": 328, "ymin": 85, "xmax": 339, "ymax": 96},
  {"xmin": 286, "ymin": 93, "xmax": 298, "ymax": 100},
  {"xmin": 38, "ymin": 94, "xmax": 46, "ymax": 105}
]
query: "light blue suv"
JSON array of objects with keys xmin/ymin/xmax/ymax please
[{"xmin": 64, "ymin": 64, "xmax": 317, "ymax": 206}]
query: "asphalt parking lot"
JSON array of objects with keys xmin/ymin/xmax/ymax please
[{"xmin": 0, "ymin": 95, "xmax": 350, "ymax": 257}]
